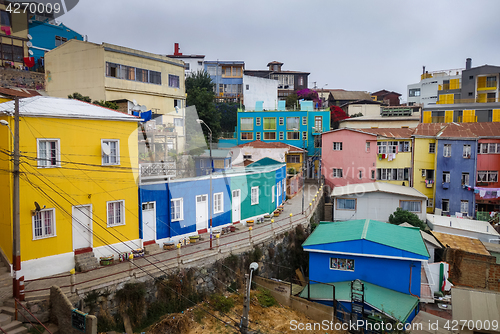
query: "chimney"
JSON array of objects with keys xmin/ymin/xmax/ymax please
[
  {"xmin": 422, "ymin": 66, "xmax": 425, "ymax": 75},
  {"xmin": 466, "ymin": 58, "xmax": 471, "ymax": 70},
  {"xmin": 174, "ymin": 43, "xmax": 182, "ymax": 56}
]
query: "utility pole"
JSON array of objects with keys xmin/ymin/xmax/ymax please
[
  {"xmin": 13, "ymin": 97, "xmax": 21, "ymax": 300},
  {"xmin": 241, "ymin": 262, "xmax": 258, "ymax": 334}
]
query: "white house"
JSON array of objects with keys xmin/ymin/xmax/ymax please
[
  {"xmin": 242, "ymin": 75, "xmax": 278, "ymax": 111},
  {"xmin": 426, "ymin": 214, "xmax": 500, "ymax": 244},
  {"xmin": 331, "ymin": 182, "xmax": 427, "ymax": 222}
]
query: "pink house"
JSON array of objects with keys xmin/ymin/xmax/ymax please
[
  {"xmin": 476, "ymin": 138, "xmax": 500, "ymax": 213},
  {"xmin": 322, "ymin": 128, "xmax": 377, "ymax": 188}
]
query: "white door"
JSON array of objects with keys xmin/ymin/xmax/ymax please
[
  {"xmin": 142, "ymin": 201, "xmax": 156, "ymax": 242},
  {"xmin": 196, "ymin": 195, "xmax": 208, "ymax": 231},
  {"xmin": 232, "ymin": 189, "xmax": 241, "ymax": 223},
  {"xmin": 72, "ymin": 205, "xmax": 92, "ymax": 251}
]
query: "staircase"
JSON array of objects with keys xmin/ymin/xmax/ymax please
[
  {"xmin": 74, "ymin": 251, "xmax": 99, "ymax": 272},
  {"xmin": 144, "ymin": 242, "xmax": 162, "ymax": 256},
  {"xmin": 0, "ymin": 299, "xmax": 28, "ymax": 334}
]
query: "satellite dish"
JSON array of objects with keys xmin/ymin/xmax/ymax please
[
  {"xmin": 140, "ymin": 105, "xmax": 147, "ymax": 112},
  {"xmin": 132, "ymin": 99, "xmax": 137, "ymax": 106},
  {"xmin": 28, "ymin": 50, "xmax": 33, "ymax": 56},
  {"xmin": 27, "ymin": 41, "xmax": 32, "ymax": 48},
  {"xmin": 27, "ymin": 34, "xmax": 32, "ymax": 40},
  {"xmin": 101, "ymin": 142, "xmax": 111, "ymax": 156},
  {"xmin": 34, "ymin": 201, "xmax": 41, "ymax": 212}
]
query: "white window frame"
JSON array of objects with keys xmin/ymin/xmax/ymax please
[
  {"xmin": 37, "ymin": 138, "xmax": 60, "ymax": 168},
  {"xmin": 460, "ymin": 200, "xmax": 469, "ymax": 215},
  {"xmin": 461, "ymin": 173, "xmax": 469, "ymax": 186},
  {"xmin": 337, "ymin": 198, "xmax": 356, "ymax": 210},
  {"xmin": 333, "ymin": 142, "xmax": 343, "ymax": 151},
  {"xmin": 171, "ymin": 198, "xmax": 183, "ymax": 222},
  {"xmin": 102, "ymin": 139, "xmax": 120, "ymax": 165},
  {"xmin": 251, "ymin": 186, "xmax": 259, "ymax": 205},
  {"xmin": 272, "ymin": 185, "xmax": 275, "ymax": 203},
  {"xmin": 462, "ymin": 144, "xmax": 471, "ymax": 158},
  {"xmin": 107, "ymin": 200, "xmax": 125, "ymax": 227},
  {"xmin": 214, "ymin": 192, "xmax": 223, "ymax": 214},
  {"xmin": 443, "ymin": 172, "xmax": 450, "ymax": 183},
  {"xmin": 365, "ymin": 141, "xmax": 370, "ymax": 152},
  {"xmin": 32, "ymin": 208, "xmax": 56, "ymax": 240},
  {"xmin": 442, "ymin": 199, "xmax": 450, "ymax": 213},
  {"xmin": 427, "ymin": 198, "xmax": 434, "ymax": 208},
  {"xmin": 400, "ymin": 200, "xmax": 421, "ymax": 213},
  {"xmin": 443, "ymin": 144, "xmax": 451, "ymax": 157},
  {"xmin": 332, "ymin": 168, "xmax": 343, "ymax": 178}
]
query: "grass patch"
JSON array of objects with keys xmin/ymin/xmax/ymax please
[
  {"xmin": 256, "ymin": 288, "xmax": 277, "ymax": 308},
  {"xmin": 209, "ymin": 293, "xmax": 235, "ymax": 314}
]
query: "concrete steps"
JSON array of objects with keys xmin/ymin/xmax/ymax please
[
  {"xmin": 0, "ymin": 302, "xmax": 28, "ymax": 334},
  {"xmin": 144, "ymin": 243, "xmax": 162, "ymax": 255},
  {"xmin": 74, "ymin": 252, "xmax": 99, "ymax": 272}
]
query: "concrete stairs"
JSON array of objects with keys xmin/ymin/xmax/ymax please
[
  {"xmin": 74, "ymin": 252, "xmax": 99, "ymax": 272},
  {"xmin": 0, "ymin": 299, "xmax": 28, "ymax": 334},
  {"xmin": 144, "ymin": 243, "xmax": 162, "ymax": 255}
]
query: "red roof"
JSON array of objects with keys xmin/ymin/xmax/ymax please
[
  {"xmin": 415, "ymin": 122, "xmax": 500, "ymax": 138},
  {"xmin": 0, "ymin": 87, "xmax": 41, "ymax": 98},
  {"xmin": 236, "ymin": 140, "xmax": 305, "ymax": 152},
  {"xmin": 359, "ymin": 127, "xmax": 415, "ymax": 138},
  {"xmin": 413, "ymin": 123, "xmax": 447, "ymax": 137}
]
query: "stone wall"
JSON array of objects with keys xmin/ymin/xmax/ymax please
[
  {"xmin": 0, "ymin": 68, "xmax": 45, "ymax": 90},
  {"xmin": 50, "ymin": 285, "xmax": 97, "ymax": 334}
]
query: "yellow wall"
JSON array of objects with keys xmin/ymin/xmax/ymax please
[
  {"xmin": 285, "ymin": 153, "xmax": 302, "ymax": 173},
  {"xmin": 463, "ymin": 110, "xmax": 476, "ymax": 123},
  {"xmin": 375, "ymin": 139, "xmax": 412, "ymax": 186},
  {"xmin": 0, "ymin": 3, "xmax": 28, "ymax": 68},
  {"xmin": 45, "ymin": 40, "xmax": 186, "ymax": 115},
  {"xmin": 0, "ymin": 116, "xmax": 13, "ymax": 261},
  {"xmin": 0, "ymin": 115, "xmax": 139, "ymax": 263},
  {"xmin": 444, "ymin": 110, "xmax": 453, "ymax": 123},
  {"xmin": 437, "ymin": 94, "xmax": 454, "ymax": 105},
  {"xmin": 412, "ymin": 138, "xmax": 436, "ymax": 213},
  {"xmin": 423, "ymin": 111, "xmax": 432, "ymax": 123},
  {"xmin": 493, "ymin": 109, "xmax": 500, "ymax": 122},
  {"xmin": 450, "ymin": 78, "xmax": 460, "ymax": 90}
]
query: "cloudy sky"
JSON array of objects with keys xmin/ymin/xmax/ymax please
[{"xmin": 62, "ymin": 0, "xmax": 500, "ymax": 102}]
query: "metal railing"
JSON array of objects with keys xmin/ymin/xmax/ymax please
[
  {"xmin": 140, "ymin": 162, "xmax": 176, "ymax": 180},
  {"xmin": 14, "ymin": 298, "xmax": 53, "ymax": 334}
]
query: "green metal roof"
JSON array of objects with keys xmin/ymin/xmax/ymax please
[
  {"xmin": 298, "ymin": 280, "xmax": 419, "ymax": 322},
  {"xmin": 247, "ymin": 157, "xmax": 282, "ymax": 167},
  {"xmin": 302, "ymin": 219, "xmax": 429, "ymax": 258}
]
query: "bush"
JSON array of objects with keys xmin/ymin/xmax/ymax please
[
  {"xmin": 209, "ymin": 293, "xmax": 235, "ymax": 313},
  {"xmin": 256, "ymin": 288, "xmax": 277, "ymax": 308},
  {"xmin": 388, "ymin": 207, "xmax": 426, "ymax": 230}
]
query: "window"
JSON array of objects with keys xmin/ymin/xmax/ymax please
[
  {"xmin": 302, "ymin": 117, "xmax": 307, "ymax": 125},
  {"xmin": 279, "ymin": 132, "xmax": 284, "ymax": 140},
  {"xmin": 427, "ymin": 198, "xmax": 434, "ymax": 208},
  {"xmin": 279, "ymin": 117, "xmax": 284, "ymax": 126},
  {"xmin": 358, "ymin": 170, "xmax": 362, "ymax": 179},
  {"xmin": 478, "ymin": 143, "xmax": 500, "ymax": 154},
  {"xmin": 1, "ymin": 44, "xmax": 23, "ymax": 62},
  {"xmin": 263, "ymin": 117, "xmax": 276, "ymax": 130},
  {"xmin": 461, "ymin": 173, "xmax": 469, "ymax": 186},
  {"xmin": 264, "ymin": 132, "xmax": 276, "ymax": 140},
  {"xmin": 426, "ymin": 169, "xmax": 434, "ymax": 180},
  {"xmin": 398, "ymin": 141, "xmax": 410, "ymax": 152},
  {"xmin": 409, "ymin": 88, "xmax": 421, "ymax": 97},
  {"xmin": 142, "ymin": 202, "xmax": 154, "ymax": 211},
  {"xmin": 102, "ymin": 140, "xmax": 119, "ymax": 165},
  {"xmin": 332, "ymin": 168, "xmax": 343, "ymax": 178},
  {"xmin": 371, "ymin": 170, "xmax": 375, "ymax": 179},
  {"xmin": 330, "ymin": 258, "xmax": 355, "ymax": 271},
  {"xmin": 287, "ymin": 155, "xmax": 300, "ymax": 163},
  {"xmin": 171, "ymin": 198, "xmax": 183, "ymax": 221},
  {"xmin": 333, "ymin": 142, "xmax": 343, "ymax": 151},
  {"xmin": 442, "ymin": 199, "xmax": 450, "ymax": 213},
  {"xmin": 55, "ymin": 36, "xmax": 67, "ymax": 47},
  {"xmin": 442, "ymin": 172, "xmax": 450, "ymax": 183},
  {"xmin": 400, "ymin": 201, "xmax": 421, "ymax": 212},
  {"xmin": 314, "ymin": 116, "xmax": 323, "ymax": 132},
  {"xmin": 107, "ymin": 200, "xmax": 125, "ymax": 227},
  {"xmin": 246, "ymin": 84, "xmax": 249, "ymax": 90},
  {"xmin": 378, "ymin": 141, "xmax": 397, "ymax": 154},
  {"xmin": 241, "ymin": 132, "xmax": 253, "ymax": 140},
  {"xmin": 463, "ymin": 145, "xmax": 471, "ymax": 158},
  {"xmin": 214, "ymin": 193, "xmax": 223, "ymax": 214},
  {"xmin": 337, "ymin": 198, "xmax": 356, "ymax": 210},
  {"xmin": 168, "ymin": 75, "xmax": 180, "ymax": 88},
  {"xmin": 443, "ymin": 144, "xmax": 451, "ymax": 157},
  {"xmin": 1, "ymin": 10, "xmax": 11, "ymax": 26},
  {"xmin": 105, "ymin": 62, "xmax": 161, "ymax": 84},
  {"xmin": 251, "ymin": 187, "xmax": 259, "ymax": 205},
  {"xmin": 460, "ymin": 200, "xmax": 469, "ymax": 215},
  {"xmin": 240, "ymin": 118, "xmax": 254, "ymax": 131},
  {"xmin": 37, "ymin": 139, "xmax": 60, "ymax": 167},
  {"xmin": 256, "ymin": 132, "xmax": 261, "ymax": 140},
  {"xmin": 287, "ymin": 132, "xmax": 299, "ymax": 140},
  {"xmin": 286, "ymin": 117, "xmax": 300, "ymax": 130},
  {"xmin": 429, "ymin": 143, "xmax": 436, "ymax": 154},
  {"xmin": 243, "ymin": 154, "xmax": 252, "ymax": 160},
  {"xmin": 32, "ymin": 209, "xmax": 56, "ymax": 239},
  {"xmin": 478, "ymin": 170, "xmax": 498, "ymax": 183},
  {"xmin": 174, "ymin": 118, "xmax": 184, "ymax": 127},
  {"xmin": 365, "ymin": 141, "xmax": 370, "ymax": 152},
  {"xmin": 256, "ymin": 117, "xmax": 261, "ymax": 126},
  {"xmin": 302, "ymin": 132, "xmax": 307, "ymax": 140}
]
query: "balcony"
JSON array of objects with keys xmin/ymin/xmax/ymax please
[
  {"xmin": 442, "ymin": 182, "xmax": 450, "ymax": 189},
  {"xmin": 140, "ymin": 162, "xmax": 176, "ymax": 182}
]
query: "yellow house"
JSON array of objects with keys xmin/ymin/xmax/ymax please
[
  {"xmin": 45, "ymin": 40, "xmax": 186, "ymax": 115},
  {"xmin": 0, "ymin": 3, "xmax": 29, "ymax": 68},
  {"xmin": 0, "ymin": 96, "xmax": 140, "ymax": 280}
]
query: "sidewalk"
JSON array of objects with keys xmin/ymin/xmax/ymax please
[{"xmin": 2, "ymin": 183, "xmax": 323, "ymax": 305}]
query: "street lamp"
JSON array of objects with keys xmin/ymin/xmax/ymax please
[
  {"xmin": 241, "ymin": 262, "xmax": 258, "ymax": 334},
  {"xmin": 196, "ymin": 119, "xmax": 213, "ymax": 250}
]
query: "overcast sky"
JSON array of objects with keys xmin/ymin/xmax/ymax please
[{"xmin": 62, "ymin": 0, "xmax": 500, "ymax": 102}]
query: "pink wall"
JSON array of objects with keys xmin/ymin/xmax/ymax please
[
  {"xmin": 322, "ymin": 129, "xmax": 377, "ymax": 188},
  {"xmin": 476, "ymin": 139, "xmax": 500, "ymax": 204}
]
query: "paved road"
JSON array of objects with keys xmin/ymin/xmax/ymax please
[{"xmin": 0, "ymin": 182, "xmax": 323, "ymax": 305}]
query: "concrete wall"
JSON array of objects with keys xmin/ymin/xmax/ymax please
[
  {"xmin": 0, "ymin": 68, "xmax": 45, "ymax": 89},
  {"xmin": 243, "ymin": 75, "xmax": 278, "ymax": 111},
  {"xmin": 347, "ymin": 104, "xmax": 380, "ymax": 117},
  {"xmin": 50, "ymin": 285, "xmax": 97, "ymax": 334},
  {"xmin": 333, "ymin": 191, "xmax": 426, "ymax": 222},
  {"xmin": 413, "ymin": 137, "xmax": 437, "ymax": 213},
  {"xmin": 339, "ymin": 119, "xmax": 420, "ymax": 129}
]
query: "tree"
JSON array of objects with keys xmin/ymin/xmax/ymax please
[
  {"xmin": 296, "ymin": 88, "xmax": 321, "ymax": 108},
  {"xmin": 68, "ymin": 92, "xmax": 118, "ymax": 110},
  {"xmin": 388, "ymin": 207, "xmax": 427, "ymax": 230},
  {"xmin": 330, "ymin": 105, "xmax": 349, "ymax": 129},
  {"xmin": 285, "ymin": 93, "xmax": 298, "ymax": 110},
  {"xmin": 185, "ymin": 71, "xmax": 221, "ymax": 142},
  {"xmin": 216, "ymin": 102, "xmax": 238, "ymax": 134}
]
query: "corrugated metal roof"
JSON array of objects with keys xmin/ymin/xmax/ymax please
[
  {"xmin": 414, "ymin": 123, "xmax": 500, "ymax": 138},
  {"xmin": 483, "ymin": 241, "xmax": 500, "ymax": 254},
  {"xmin": 298, "ymin": 280, "xmax": 419, "ymax": 322},
  {"xmin": 413, "ymin": 123, "xmax": 447, "ymax": 137},
  {"xmin": 330, "ymin": 90, "xmax": 371, "ymax": 100},
  {"xmin": 452, "ymin": 287, "xmax": 500, "ymax": 331},
  {"xmin": 426, "ymin": 214, "xmax": 500, "ymax": 236},
  {"xmin": 302, "ymin": 219, "xmax": 429, "ymax": 257},
  {"xmin": 0, "ymin": 87, "xmax": 41, "ymax": 98},
  {"xmin": 331, "ymin": 182, "xmax": 427, "ymax": 199},
  {"xmin": 0, "ymin": 96, "xmax": 139, "ymax": 122},
  {"xmin": 236, "ymin": 140, "xmax": 305, "ymax": 152},
  {"xmin": 360, "ymin": 127, "xmax": 415, "ymax": 138},
  {"xmin": 198, "ymin": 149, "xmax": 231, "ymax": 158},
  {"xmin": 431, "ymin": 231, "xmax": 491, "ymax": 255},
  {"xmin": 411, "ymin": 311, "xmax": 452, "ymax": 334}
]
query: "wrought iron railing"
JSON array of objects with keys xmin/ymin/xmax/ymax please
[{"xmin": 140, "ymin": 162, "xmax": 176, "ymax": 180}]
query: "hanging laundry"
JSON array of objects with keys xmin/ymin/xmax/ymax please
[{"xmin": 479, "ymin": 189, "xmax": 486, "ymax": 198}]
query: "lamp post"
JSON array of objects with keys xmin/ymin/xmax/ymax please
[
  {"xmin": 196, "ymin": 119, "xmax": 213, "ymax": 250},
  {"xmin": 1, "ymin": 97, "xmax": 21, "ymax": 300},
  {"xmin": 241, "ymin": 262, "xmax": 258, "ymax": 334}
]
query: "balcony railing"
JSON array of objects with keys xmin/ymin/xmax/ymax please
[
  {"xmin": 140, "ymin": 162, "xmax": 176, "ymax": 181},
  {"xmin": 436, "ymin": 97, "xmax": 500, "ymax": 105}
]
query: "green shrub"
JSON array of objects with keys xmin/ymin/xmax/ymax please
[
  {"xmin": 256, "ymin": 288, "xmax": 277, "ymax": 308},
  {"xmin": 209, "ymin": 293, "xmax": 234, "ymax": 313}
]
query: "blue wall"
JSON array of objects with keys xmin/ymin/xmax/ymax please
[
  {"xmin": 435, "ymin": 139, "xmax": 476, "ymax": 216},
  {"xmin": 194, "ymin": 157, "xmax": 231, "ymax": 176}
]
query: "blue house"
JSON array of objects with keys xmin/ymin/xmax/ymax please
[
  {"xmin": 205, "ymin": 61, "xmax": 244, "ymax": 103},
  {"xmin": 435, "ymin": 137, "xmax": 477, "ymax": 217},
  {"xmin": 138, "ymin": 164, "xmax": 286, "ymax": 243},
  {"xmin": 194, "ymin": 149, "xmax": 232, "ymax": 176},
  {"xmin": 28, "ymin": 18, "xmax": 84, "ymax": 70},
  {"xmin": 301, "ymin": 220, "xmax": 429, "ymax": 324}
]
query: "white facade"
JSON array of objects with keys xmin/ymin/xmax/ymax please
[
  {"xmin": 347, "ymin": 104, "xmax": 381, "ymax": 117},
  {"xmin": 407, "ymin": 72, "xmax": 462, "ymax": 107},
  {"xmin": 182, "ymin": 57, "xmax": 205, "ymax": 76},
  {"xmin": 426, "ymin": 214, "xmax": 500, "ymax": 244},
  {"xmin": 231, "ymin": 146, "xmax": 288, "ymax": 165},
  {"xmin": 243, "ymin": 75, "xmax": 278, "ymax": 111}
]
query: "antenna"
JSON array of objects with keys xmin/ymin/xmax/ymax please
[
  {"xmin": 27, "ymin": 41, "xmax": 32, "ymax": 48},
  {"xmin": 27, "ymin": 34, "xmax": 32, "ymax": 40}
]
